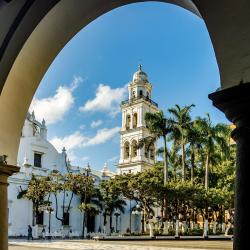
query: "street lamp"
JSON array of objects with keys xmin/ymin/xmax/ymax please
[{"xmin": 82, "ymin": 163, "xmax": 91, "ymax": 239}]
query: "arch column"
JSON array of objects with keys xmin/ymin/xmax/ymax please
[
  {"xmin": 0, "ymin": 163, "xmax": 19, "ymax": 250},
  {"xmin": 209, "ymin": 83, "xmax": 250, "ymax": 250}
]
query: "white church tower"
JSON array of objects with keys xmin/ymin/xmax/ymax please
[{"xmin": 118, "ymin": 65, "xmax": 159, "ymax": 174}]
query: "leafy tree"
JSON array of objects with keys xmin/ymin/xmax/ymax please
[
  {"xmin": 100, "ymin": 180, "xmax": 126, "ymax": 234},
  {"xmin": 17, "ymin": 174, "xmax": 52, "ymax": 225},
  {"xmin": 48, "ymin": 171, "xmax": 76, "ymax": 226}
]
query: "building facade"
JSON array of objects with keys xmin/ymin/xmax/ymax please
[{"xmin": 7, "ymin": 112, "xmax": 114, "ymax": 237}]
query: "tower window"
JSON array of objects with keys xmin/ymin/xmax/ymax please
[
  {"xmin": 139, "ymin": 90, "xmax": 143, "ymax": 97},
  {"xmin": 145, "ymin": 144, "xmax": 149, "ymax": 158},
  {"xmin": 124, "ymin": 142, "xmax": 130, "ymax": 159},
  {"xmin": 126, "ymin": 115, "xmax": 131, "ymax": 130},
  {"xmin": 133, "ymin": 113, "xmax": 137, "ymax": 128},
  {"xmin": 34, "ymin": 153, "xmax": 42, "ymax": 168},
  {"xmin": 131, "ymin": 140, "xmax": 138, "ymax": 158},
  {"xmin": 149, "ymin": 145, "xmax": 155, "ymax": 160}
]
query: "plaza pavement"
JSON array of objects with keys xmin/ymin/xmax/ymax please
[{"xmin": 9, "ymin": 239, "xmax": 233, "ymax": 250}]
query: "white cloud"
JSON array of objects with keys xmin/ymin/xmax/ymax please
[
  {"xmin": 30, "ymin": 76, "xmax": 84, "ymax": 124},
  {"xmin": 79, "ymin": 84, "xmax": 127, "ymax": 116},
  {"xmin": 50, "ymin": 126, "xmax": 120, "ymax": 163},
  {"xmin": 91, "ymin": 120, "xmax": 103, "ymax": 128},
  {"xmin": 50, "ymin": 131, "xmax": 88, "ymax": 152},
  {"xmin": 85, "ymin": 127, "xmax": 120, "ymax": 147}
]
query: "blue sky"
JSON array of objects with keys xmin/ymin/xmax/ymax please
[{"xmin": 30, "ymin": 2, "xmax": 228, "ymax": 172}]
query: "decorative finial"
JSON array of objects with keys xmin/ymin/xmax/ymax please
[
  {"xmin": 42, "ymin": 118, "xmax": 46, "ymax": 126},
  {"xmin": 139, "ymin": 64, "xmax": 142, "ymax": 71},
  {"xmin": 31, "ymin": 110, "xmax": 35, "ymax": 119}
]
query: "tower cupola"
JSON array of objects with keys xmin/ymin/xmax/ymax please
[
  {"xmin": 128, "ymin": 65, "xmax": 152, "ymax": 100},
  {"xmin": 133, "ymin": 64, "xmax": 148, "ymax": 83}
]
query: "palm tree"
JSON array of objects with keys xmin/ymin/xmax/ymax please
[
  {"xmin": 195, "ymin": 114, "xmax": 230, "ymax": 190},
  {"xmin": 187, "ymin": 124, "xmax": 202, "ymax": 184},
  {"xmin": 168, "ymin": 104, "xmax": 195, "ymax": 182},
  {"xmin": 143, "ymin": 111, "xmax": 172, "ymax": 184}
]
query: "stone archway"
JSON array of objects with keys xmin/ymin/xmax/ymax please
[{"xmin": 1, "ymin": 1, "xmax": 250, "ymax": 249}]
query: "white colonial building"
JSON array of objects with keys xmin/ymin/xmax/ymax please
[{"xmin": 8, "ymin": 111, "xmax": 114, "ymax": 238}]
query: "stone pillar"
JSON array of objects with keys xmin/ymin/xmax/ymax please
[
  {"xmin": 209, "ymin": 83, "xmax": 250, "ymax": 250},
  {"xmin": 0, "ymin": 163, "xmax": 19, "ymax": 250}
]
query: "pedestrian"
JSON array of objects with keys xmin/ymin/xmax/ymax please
[
  {"xmin": 27, "ymin": 225, "xmax": 33, "ymax": 240},
  {"xmin": 42, "ymin": 227, "xmax": 46, "ymax": 239}
]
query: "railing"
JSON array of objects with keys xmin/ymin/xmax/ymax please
[{"xmin": 121, "ymin": 96, "xmax": 158, "ymax": 107}]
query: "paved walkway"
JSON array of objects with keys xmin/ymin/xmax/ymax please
[{"xmin": 9, "ymin": 240, "xmax": 233, "ymax": 250}]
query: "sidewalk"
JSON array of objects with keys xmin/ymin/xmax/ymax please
[{"xmin": 93, "ymin": 235, "xmax": 233, "ymax": 241}]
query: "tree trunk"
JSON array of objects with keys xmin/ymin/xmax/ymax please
[
  {"xmin": 175, "ymin": 219, "xmax": 179, "ymax": 238},
  {"xmin": 163, "ymin": 136, "xmax": 168, "ymax": 223},
  {"xmin": 205, "ymin": 153, "xmax": 210, "ymax": 190},
  {"xmin": 82, "ymin": 212, "xmax": 85, "ymax": 239},
  {"xmin": 163, "ymin": 136, "xmax": 168, "ymax": 184},
  {"xmin": 181, "ymin": 137, "xmax": 186, "ymax": 181},
  {"xmin": 110, "ymin": 213, "xmax": 113, "ymax": 234},
  {"xmin": 191, "ymin": 150, "xmax": 195, "ymax": 184}
]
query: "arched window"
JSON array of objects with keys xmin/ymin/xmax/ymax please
[
  {"xmin": 139, "ymin": 90, "xmax": 143, "ymax": 97},
  {"xmin": 144, "ymin": 143, "xmax": 149, "ymax": 158},
  {"xmin": 126, "ymin": 115, "xmax": 131, "ymax": 130},
  {"xmin": 132, "ymin": 90, "xmax": 136, "ymax": 99},
  {"xmin": 124, "ymin": 142, "xmax": 130, "ymax": 159},
  {"xmin": 149, "ymin": 144, "xmax": 155, "ymax": 160},
  {"xmin": 133, "ymin": 113, "xmax": 137, "ymax": 128},
  {"xmin": 131, "ymin": 140, "xmax": 138, "ymax": 158}
]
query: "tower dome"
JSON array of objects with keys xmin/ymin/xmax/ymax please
[{"xmin": 133, "ymin": 64, "xmax": 148, "ymax": 82}]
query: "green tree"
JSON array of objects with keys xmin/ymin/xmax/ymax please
[
  {"xmin": 64, "ymin": 170, "xmax": 102, "ymax": 238},
  {"xmin": 143, "ymin": 110, "xmax": 172, "ymax": 184},
  {"xmin": 195, "ymin": 114, "xmax": 230, "ymax": 190},
  {"xmin": 17, "ymin": 174, "xmax": 52, "ymax": 226},
  {"xmin": 100, "ymin": 180, "xmax": 126, "ymax": 234},
  {"xmin": 168, "ymin": 104, "xmax": 195, "ymax": 181},
  {"xmin": 48, "ymin": 171, "xmax": 76, "ymax": 226}
]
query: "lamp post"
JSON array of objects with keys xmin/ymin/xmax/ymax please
[
  {"xmin": 129, "ymin": 199, "xmax": 131, "ymax": 234},
  {"xmin": 82, "ymin": 163, "xmax": 91, "ymax": 239},
  {"xmin": 45, "ymin": 206, "xmax": 54, "ymax": 240}
]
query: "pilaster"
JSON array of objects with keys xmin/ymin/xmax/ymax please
[
  {"xmin": 209, "ymin": 83, "xmax": 250, "ymax": 250},
  {"xmin": 0, "ymin": 163, "xmax": 20, "ymax": 250}
]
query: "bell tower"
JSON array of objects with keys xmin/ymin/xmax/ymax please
[{"xmin": 117, "ymin": 65, "xmax": 159, "ymax": 174}]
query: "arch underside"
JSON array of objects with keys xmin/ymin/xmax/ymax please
[{"xmin": 1, "ymin": 0, "xmax": 250, "ymax": 164}]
